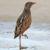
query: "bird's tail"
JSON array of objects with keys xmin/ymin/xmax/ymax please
[
  {"xmin": 14, "ymin": 36, "xmax": 16, "ymax": 39},
  {"xmin": 14, "ymin": 26, "xmax": 18, "ymax": 39},
  {"xmin": 14, "ymin": 33, "xmax": 19, "ymax": 39}
]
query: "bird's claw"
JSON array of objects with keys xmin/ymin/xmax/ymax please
[{"xmin": 22, "ymin": 34, "xmax": 28, "ymax": 39}]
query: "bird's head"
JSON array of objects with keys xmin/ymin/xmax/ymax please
[{"xmin": 24, "ymin": 2, "xmax": 35, "ymax": 10}]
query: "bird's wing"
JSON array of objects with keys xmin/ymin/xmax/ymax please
[
  {"xmin": 14, "ymin": 14, "xmax": 25, "ymax": 37},
  {"xmin": 17, "ymin": 13, "xmax": 25, "ymax": 26},
  {"xmin": 14, "ymin": 13, "xmax": 31, "ymax": 38}
]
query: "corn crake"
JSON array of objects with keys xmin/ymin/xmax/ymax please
[{"xmin": 14, "ymin": 2, "xmax": 35, "ymax": 50}]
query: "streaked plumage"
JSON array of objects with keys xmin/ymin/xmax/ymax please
[{"xmin": 14, "ymin": 2, "xmax": 35, "ymax": 38}]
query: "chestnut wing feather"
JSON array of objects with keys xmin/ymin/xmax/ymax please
[{"xmin": 14, "ymin": 14, "xmax": 31, "ymax": 38}]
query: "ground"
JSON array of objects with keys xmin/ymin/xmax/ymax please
[{"xmin": 0, "ymin": 21, "xmax": 50, "ymax": 50}]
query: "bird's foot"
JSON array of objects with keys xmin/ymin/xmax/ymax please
[
  {"xmin": 20, "ymin": 46, "xmax": 28, "ymax": 49},
  {"xmin": 22, "ymin": 34, "xmax": 28, "ymax": 39}
]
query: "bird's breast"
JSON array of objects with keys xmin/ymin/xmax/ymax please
[
  {"xmin": 20, "ymin": 16, "xmax": 32, "ymax": 33},
  {"xmin": 23, "ymin": 16, "xmax": 32, "ymax": 27}
]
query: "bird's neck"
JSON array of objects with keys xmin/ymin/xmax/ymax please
[{"xmin": 23, "ymin": 8, "xmax": 31, "ymax": 15}]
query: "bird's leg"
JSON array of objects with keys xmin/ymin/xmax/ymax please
[
  {"xmin": 19, "ymin": 34, "xmax": 21, "ymax": 50},
  {"xmin": 22, "ymin": 34, "xmax": 28, "ymax": 39}
]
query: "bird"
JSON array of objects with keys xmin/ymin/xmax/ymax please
[{"xmin": 14, "ymin": 2, "xmax": 35, "ymax": 50}]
